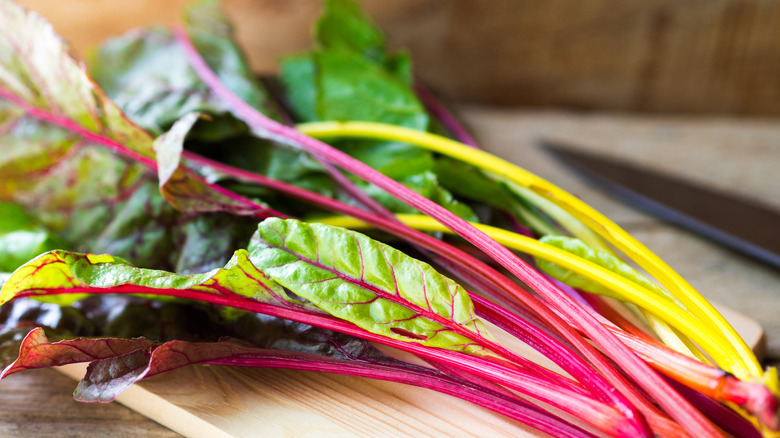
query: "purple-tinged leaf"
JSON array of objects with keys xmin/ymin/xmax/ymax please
[
  {"xmin": 0, "ymin": 327, "xmax": 154, "ymax": 379},
  {"xmin": 0, "ymin": 0, "xmax": 273, "ymax": 219},
  {"xmin": 0, "ymin": 107, "xmax": 259, "ymax": 270}
]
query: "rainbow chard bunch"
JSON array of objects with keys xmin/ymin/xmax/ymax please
[{"xmin": 0, "ymin": 0, "xmax": 777, "ymax": 436}]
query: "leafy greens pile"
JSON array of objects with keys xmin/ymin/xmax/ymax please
[{"xmin": 0, "ymin": 0, "xmax": 778, "ymax": 436}]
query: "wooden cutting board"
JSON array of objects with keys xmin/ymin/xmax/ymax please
[{"xmin": 56, "ymin": 304, "xmax": 764, "ymax": 438}]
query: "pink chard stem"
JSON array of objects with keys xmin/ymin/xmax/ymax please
[{"xmin": 206, "ymin": 350, "xmax": 599, "ymax": 438}]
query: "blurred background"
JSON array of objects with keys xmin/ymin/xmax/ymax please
[{"xmin": 16, "ymin": 0, "xmax": 780, "ymax": 116}]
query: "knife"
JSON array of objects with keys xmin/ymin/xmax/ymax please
[{"xmin": 541, "ymin": 141, "xmax": 780, "ymax": 270}]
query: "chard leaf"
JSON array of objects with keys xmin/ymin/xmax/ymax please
[
  {"xmin": 315, "ymin": 0, "xmax": 387, "ymax": 65},
  {"xmin": 0, "ymin": 0, "xmax": 260, "ymax": 217},
  {"xmin": 536, "ymin": 235, "xmax": 671, "ymax": 302},
  {"xmin": 72, "ymin": 335, "xmax": 358, "ymax": 402},
  {"xmin": 0, "ymin": 108, "xmax": 254, "ymax": 271},
  {"xmin": 279, "ymin": 49, "xmax": 475, "ymax": 218},
  {"xmin": 314, "ymin": 0, "xmax": 412, "ymax": 84},
  {"xmin": 73, "ymin": 322, "xmax": 430, "ymax": 403},
  {"xmin": 248, "ymin": 218, "xmax": 497, "ymax": 356},
  {"xmin": 279, "ymin": 55, "xmax": 318, "ymax": 122},
  {"xmin": 0, "ymin": 327, "xmax": 155, "ymax": 379},
  {"xmin": 76, "ymin": 348, "xmax": 151, "ymax": 402},
  {"xmin": 0, "ymin": 6, "xmax": 259, "ymax": 271},
  {"xmin": 314, "ymin": 48, "xmax": 428, "ymax": 130},
  {"xmin": 0, "ymin": 202, "xmax": 64, "ymax": 272},
  {"xmin": 434, "ymin": 158, "xmax": 517, "ymax": 210},
  {"xmin": 90, "ymin": 0, "xmax": 276, "ymax": 137},
  {"xmin": 279, "ymin": 1, "xmax": 476, "ymax": 220},
  {"xmin": 355, "ymin": 171, "xmax": 478, "ymax": 222},
  {"xmin": 0, "ymin": 298, "xmax": 100, "ymax": 368},
  {"xmin": 336, "ymin": 140, "xmax": 433, "ymax": 180},
  {"xmin": 183, "ymin": 0, "xmax": 277, "ymax": 118},
  {"xmin": 2, "ymin": 309, "xmax": 438, "ymax": 404},
  {"xmin": 0, "ymin": 105, "xmax": 171, "ymax": 266},
  {"xmin": 0, "ymin": 248, "xmax": 315, "ymax": 311},
  {"xmin": 0, "ymin": 1, "xmax": 150, "ymax": 161}
]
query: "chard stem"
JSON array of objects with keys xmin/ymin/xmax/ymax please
[
  {"xmin": 297, "ymin": 119, "xmax": 761, "ymax": 379},
  {"xmin": 207, "ymin": 351, "xmax": 599, "ymax": 438}
]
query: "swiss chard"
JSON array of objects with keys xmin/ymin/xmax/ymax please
[
  {"xmin": 2, "ymin": 224, "xmax": 642, "ymax": 436},
  {"xmin": 1, "ymin": 0, "xmax": 778, "ymax": 436}
]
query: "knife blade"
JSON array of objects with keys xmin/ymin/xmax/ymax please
[{"xmin": 541, "ymin": 141, "xmax": 780, "ymax": 270}]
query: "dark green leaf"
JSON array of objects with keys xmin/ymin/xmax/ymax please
[
  {"xmin": 355, "ymin": 172, "xmax": 478, "ymax": 222},
  {"xmin": 279, "ymin": 54, "xmax": 319, "ymax": 122},
  {"xmin": 315, "ymin": 0, "xmax": 387, "ymax": 64},
  {"xmin": 0, "ymin": 202, "xmax": 64, "ymax": 272},
  {"xmin": 314, "ymin": 49, "xmax": 427, "ymax": 129},
  {"xmin": 434, "ymin": 158, "xmax": 516, "ymax": 210}
]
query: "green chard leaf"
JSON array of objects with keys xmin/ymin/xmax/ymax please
[
  {"xmin": 315, "ymin": 0, "xmax": 387, "ymax": 64},
  {"xmin": 248, "ymin": 218, "xmax": 497, "ymax": 356},
  {"xmin": 434, "ymin": 158, "xmax": 517, "ymax": 211},
  {"xmin": 3, "ymin": 217, "xmax": 495, "ymax": 357},
  {"xmin": 314, "ymin": 0, "xmax": 413, "ymax": 84},
  {"xmin": 0, "ymin": 246, "xmax": 286, "ymax": 305},
  {"xmin": 279, "ymin": 55, "xmax": 319, "ymax": 122},
  {"xmin": 276, "ymin": 0, "xmax": 480, "ymax": 221},
  {"xmin": 0, "ymin": 202, "xmax": 64, "ymax": 272},
  {"xmin": 536, "ymin": 235, "xmax": 675, "ymax": 303},
  {"xmin": 0, "ymin": 247, "xmax": 315, "ymax": 311},
  {"xmin": 313, "ymin": 49, "xmax": 427, "ymax": 129}
]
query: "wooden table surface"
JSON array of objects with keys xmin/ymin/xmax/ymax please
[{"xmin": 1, "ymin": 109, "xmax": 779, "ymax": 437}]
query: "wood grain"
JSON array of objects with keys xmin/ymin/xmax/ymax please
[
  {"xmin": 0, "ymin": 368, "xmax": 179, "ymax": 438},
  {"xmin": 15, "ymin": 0, "xmax": 780, "ymax": 115},
  {"xmin": 58, "ymin": 363, "xmax": 545, "ymax": 438}
]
